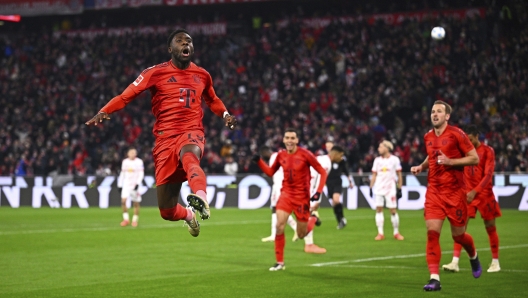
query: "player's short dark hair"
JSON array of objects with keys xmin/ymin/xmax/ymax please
[
  {"xmin": 167, "ymin": 29, "xmax": 191, "ymax": 48},
  {"xmin": 330, "ymin": 145, "xmax": 344, "ymax": 153},
  {"xmin": 284, "ymin": 128, "xmax": 298, "ymax": 137},
  {"xmin": 464, "ymin": 124, "xmax": 480, "ymax": 136},
  {"xmin": 259, "ymin": 145, "xmax": 271, "ymax": 155},
  {"xmin": 433, "ymin": 100, "xmax": 452, "ymax": 115}
]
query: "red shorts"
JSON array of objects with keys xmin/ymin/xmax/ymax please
[
  {"xmin": 276, "ymin": 195, "xmax": 310, "ymax": 222},
  {"xmin": 424, "ymin": 188, "xmax": 468, "ymax": 227},
  {"xmin": 153, "ymin": 130, "xmax": 205, "ymax": 186},
  {"xmin": 468, "ymin": 193, "xmax": 502, "ymax": 220}
]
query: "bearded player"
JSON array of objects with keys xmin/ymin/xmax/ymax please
[
  {"xmin": 411, "ymin": 100, "xmax": 481, "ymax": 291},
  {"xmin": 443, "ymin": 125, "xmax": 501, "ymax": 273},
  {"xmin": 253, "ymin": 128, "xmax": 327, "ymax": 271},
  {"xmin": 86, "ymin": 29, "xmax": 237, "ymax": 237}
]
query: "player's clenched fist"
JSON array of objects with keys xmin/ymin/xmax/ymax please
[
  {"xmin": 410, "ymin": 165, "xmax": 422, "ymax": 175},
  {"xmin": 85, "ymin": 112, "xmax": 111, "ymax": 126},
  {"xmin": 223, "ymin": 114, "xmax": 237, "ymax": 130}
]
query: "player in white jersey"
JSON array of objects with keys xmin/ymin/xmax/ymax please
[
  {"xmin": 369, "ymin": 140, "xmax": 404, "ymax": 240},
  {"xmin": 260, "ymin": 146, "xmax": 299, "ymax": 243},
  {"xmin": 117, "ymin": 148, "xmax": 144, "ymax": 227}
]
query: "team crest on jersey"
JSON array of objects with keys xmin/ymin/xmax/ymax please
[
  {"xmin": 442, "ymin": 140, "xmax": 448, "ymax": 145},
  {"xmin": 133, "ymin": 74, "xmax": 144, "ymax": 86},
  {"xmin": 193, "ymin": 74, "xmax": 201, "ymax": 84}
]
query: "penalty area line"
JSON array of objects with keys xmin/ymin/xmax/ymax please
[{"xmin": 310, "ymin": 244, "xmax": 528, "ymax": 267}]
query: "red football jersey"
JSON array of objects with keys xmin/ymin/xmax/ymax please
[
  {"xmin": 424, "ymin": 125, "xmax": 475, "ymax": 193},
  {"xmin": 464, "ymin": 143, "xmax": 495, "ymax": 194},
  {"xmin": 100, "ymin": 61, "xmax": 227, "ymax": 138},
  {"xmin": 258, "ymin": 147, "xmax": 328, "ymax": 200}
]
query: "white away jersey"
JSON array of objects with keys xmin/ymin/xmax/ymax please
[
  {"xmin": 372, "ymin": 155, "xmax": 402, "ymax": 196},
  {"xmin": 310, "ymin": 155, "xmax": 332, "ymax": 192},
  {"xmin": 269, "ymin": 151, "xmax": 284, "ymax": 187},
  {"xmin": 118, "ymin": 158, "xmax": 144, "ymax": 189}
]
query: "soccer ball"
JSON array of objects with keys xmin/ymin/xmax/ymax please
[{"xmin": 431, "ymin": 27, "xmax": 445, "ymax": 40}]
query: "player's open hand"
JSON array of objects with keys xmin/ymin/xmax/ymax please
[
  {"xmin": 466, "ymin": 189, "xmax": 477, "ymax": 203},
  {"xmin": 410, "ymin": 165, "xmax": 422, "ymax": 175},
  {"xmin": 251, "ymin": 155, "xmax": 261, "ymax": 163},
  {"xmin": 85, "ymin": 112, "xmax": 110, "ymax": 126},
  {"xmin": 437, "ymin": 150, "xmax": 452, "ymax": 166},
  {"xmin": 348, "ymin": 178, "xmax": 354, "ymax": 189},
  {"xmin": 223, "ymin": 114, "xmax": 237, "ymax": 130}
]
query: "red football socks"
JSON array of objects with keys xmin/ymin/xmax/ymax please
[
  {"xmin": 453, "ymin": 233, "xmax": 476, "ymax": 258},
  {"xmin": 426, "ymin": 230, "xmax": 441, "ymax": 275},
  {"xmin": 159, "ymin": 204, "xmax": 188, "ymax": 221},
  {"xmin": 453, "ymin": 242, "xmax": 462, "ymax": 258},
  {"xmin": 275, "ymin": 234, "xmax": 285, "ymax": 264},
  {"xmin": 486, "ymin": 226, "xmax": 500, "ymax": 259},
  {"xmin": 181, "ymin": 152, "xmax": 207, "ymax": 194},
  {"xmin": 307, "ymin": 216, "xmax": 317, "ymax": 233}
]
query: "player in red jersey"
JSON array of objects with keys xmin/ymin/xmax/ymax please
[
  {"xmin": 86, "ymin": 29, "xmax": 237, "ymax": 237},
  {"xmin": 443, "ymin": 125, "xmax": 502, "ymax": 273},
  {"xmin": 411, "ymin": 100, "xmax": 481, "ymax": 291},
  {"xmin": 252, "ymin": 128, "xmax": 328, "ymax": 271}
]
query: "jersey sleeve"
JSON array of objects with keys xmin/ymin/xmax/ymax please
[
  {"xmin": 340, "ymin": 158, "xmax": 350, "ymax": 176},
  {"xmin": 456, "ymin": 129, "xmax": 475, "ymax": 154},
  {"xmin": 136, "ymin": 159, "xmax": 145, "ymax": 186},
  {"xmin": 394, "ymin": 156, "xmax": 402, "ymax": 171},
  {"xmin": 100, "ymin": 66, "xmax": 158, "ymax": 114},
  {"xmin": 474, "ymin": 146, "xmax": 495, "ymax": 193},
  {"xmin": 257, "ymin": 153, "xmax": 280, "ymax": 177},
  {"xmin": 307, "ymin": 151, "xmax": 327, "ymax": 193},
  {"xmin": 117, "ymin": 160, "xmax": 125, "ymax": 188},
  {"xmin": 371, "ymin": 158, "xmax": 378, "ymax": 173},
  {"xmin": 202, "ymin": 70, "xmax": 228, "ymax": 118}
]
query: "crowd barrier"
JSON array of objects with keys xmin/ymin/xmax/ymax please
[{"xmin": 1, "ymin": 174, "xmax": 527, "ymax": 210}]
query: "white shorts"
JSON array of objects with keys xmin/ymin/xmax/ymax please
[
  {"xmin": 121, "ymin": 188, "xmax": 142, "ymax": 203},
  {"xmin": 375, "ymin": 193, "xmax": 397, "ymax": 209},
  {"xmin": 270, "ymin": 185, "xmax": 281, "ymax": 207}
]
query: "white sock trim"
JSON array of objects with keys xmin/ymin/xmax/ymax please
[
  {"xmin": 304, "ymin": 231, "xmax": 314, "ymax": 245},
  {"xmin": 123, "ymin": 213, "xmax": 129, "ymax": 221}
]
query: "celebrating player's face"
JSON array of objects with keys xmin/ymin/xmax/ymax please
[
  {"xmin": 169, "ymin": 32, "xmax": 194, "ymax": 62},
  {"xmin": 283, "ymin": 132, "xmax": 299, "ymax": 153},
  {"xmin": 431, "ymin": 104, "xmax": 450, "ymax": 128}
]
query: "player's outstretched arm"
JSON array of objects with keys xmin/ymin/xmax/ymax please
[{"xmin": 252, "ymin": 155, "xmax": 279, "ymax": 177}]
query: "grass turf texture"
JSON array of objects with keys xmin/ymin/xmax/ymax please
[{"xmin": 0, "ymin": 208, "xmax": 527, "ymax": 298}]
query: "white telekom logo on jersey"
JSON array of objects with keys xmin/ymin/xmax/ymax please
[{"xmin": 133, "ymin": 74, "xmax": 144, "ymax": 86}]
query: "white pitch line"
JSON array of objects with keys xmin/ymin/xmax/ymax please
[
  {"xmin": 310, "ymin": 244, "xmax": 528, "ymax": 267},
  {"xmin": 0, "ymin": 214, "xmax": 383, "ymax": 236},
  {"xmin": 337, "ymin": 265, "xmax": 528, "ymax": 273}
]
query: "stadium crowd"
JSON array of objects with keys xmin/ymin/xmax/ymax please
[{"xmin": 0, "ymin": 2, "xmax": 527, "ymax": 177}]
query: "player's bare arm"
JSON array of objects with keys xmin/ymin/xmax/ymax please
[
  {"xmin": 437, "ymin": 149, "xmax": 479, "ymax": 166},
  {"xmin": 85, "ymin": 112, "xmax": 111, "ymax": 126},
  {"xmin": 411, "ymin": 156, "xmax": 429, "ymax": 174},
  {"xmin": 397, "ymin": 171, "xmax": 403, "ymax": 189},
  {"xmin": 370, "ymin": 172, "xmax": 377, "ymax": 188}
]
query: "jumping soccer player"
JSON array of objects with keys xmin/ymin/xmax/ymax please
[
  {"xmin": 370, "ymin": 140, "xmax": 404, "ymax": 240},
  {"xmin": 86, "ymin": 29, "xmax": 237, "ymax": 237},
  {"xmin": 411, "ymin": 100, "xmax": 481, "ymax": 291},
  {"xmin": 253, "ymin": 128, "xmax": 328, "ymax": 271},
  {"xmin": 443, "ymin": 125, "xmax": 502, "ymax": 273},
  {"xmin": 117, "ymin": 148, "xmax": 144, "ymax": 227}
]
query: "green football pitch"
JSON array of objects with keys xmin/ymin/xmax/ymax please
[{"xmin": 1, "ymin": 207, "xmax": 527, "ymax": 298}]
